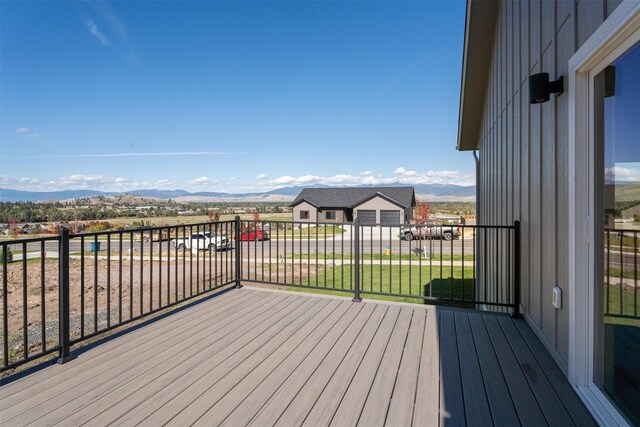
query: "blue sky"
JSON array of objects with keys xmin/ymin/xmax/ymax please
[{"xmin": 1, "ymin": 0, "xmax": 472, "ymax": 193}]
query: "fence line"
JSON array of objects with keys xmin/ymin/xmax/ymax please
[{"xmin": 1, "ymin": 217, "xmax": 530, "ymax": 372}]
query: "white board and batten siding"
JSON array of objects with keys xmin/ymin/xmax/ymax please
[{"xmin": 476, "ymin": 0, "xmax": 622, "ymax": 373}]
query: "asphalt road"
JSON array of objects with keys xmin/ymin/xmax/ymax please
[{"xmin": 6, "ymin": 237, "xmax": 476, "ymax": 257}]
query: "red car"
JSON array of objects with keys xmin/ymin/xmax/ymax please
[{"xmin": 237, "ymin": 229, "xmax": 269, "ymax": 241}]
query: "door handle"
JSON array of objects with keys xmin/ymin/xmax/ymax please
[{"xmin": 583, "ymin": 215, "xmax": 591, "ymax": 244}]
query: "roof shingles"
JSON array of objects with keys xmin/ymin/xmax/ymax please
[{"xmin": 291, "ymin": 187, "xmax": 415, "ymax": 209}]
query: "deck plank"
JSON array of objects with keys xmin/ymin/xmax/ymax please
[
  {"xmin": 58, "ymin": 299, "xmax": 303, "ymax": 424},
  {"xmin": 358, "ymin": 306, "xmax": 415, "ymax": 427},
  {"xmin": 142, "ymin": 297, "xmax": 336, "ymax": 426},
  {"xmin": 0, "ymin": 287, "xmax": 596, "ymax": 427},
  {"xmin": 512, "ymin": 317, "xmax": 598, "ymax": 427},
  {"xmin": 1, "ymin": 289, "xmax": 274, "ymax": 425},
  {"xmin": 0, "ymin": 287, "xmax": 249, "ymax": 398},
  {"xmin": 19, "ymin": 292, "xmax": 299, "ymax": 426},
  {"xmin": 303, "ymin": 305, "xmax": 401, "ymax": 427},
  {"xmin": 438, "ymin": 309, "xmax": 465, "ymax": 427},
  {"xmin": 467, "ymin": 312, "xmax": 520, "ymax": 426},
  {"xmin": 384, "ymin": 307, "xmax": 425, "ymax": 426},
  {"xmin": 453, "ymin": 311, "xmax": 493, "ymax": 426},
  {"xmin": 330, "ymin": 306, "xmax": 412, "ymax": 427},
  {"xmin": 268, "ymin": 304, "xmax": 388, "ymax": 427},
  {"xmin": 107, "ymin": 295, "xmax": 322, "ymax": 426},
  {"xmin": 412, "ymin": 307, "xmax": 440, "ymax": 427},
  {"xmin": 482, "ymin": 314, "xmax": 548, "ymax": 427},
  {"xmin": 196, "ymin": 300, "xmax": 357, "ymax": 425},
  {"xmin": 496, "ymin": 315, "xmax": 575, "ymax": 426},
  {"xmin": 226, "ymin": 303, "xmax": 376, "ymax": 427}
]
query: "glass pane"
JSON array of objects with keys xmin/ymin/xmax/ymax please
[{"xmin": 595, "ymin": 41, "xmax": 640, "ymax": 425}]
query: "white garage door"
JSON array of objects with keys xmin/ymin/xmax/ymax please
[
  {"xmin": 357, "ymin": 210, "xmax": 376, "ymax": 225},
  {"xmin": 380, "ymin": 210, "xmax": 400, "ymax": 225}
]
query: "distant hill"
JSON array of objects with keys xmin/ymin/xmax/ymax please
[
  {"xmin": 0, "ymin": 182, "xmax": 476, "ymax": 203},
  {"xmin": 616, "ymin": 182, "xmax": 640, "ymax": 202}
]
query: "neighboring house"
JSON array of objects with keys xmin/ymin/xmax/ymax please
[
  {"xmin": 290, "ymin": 187, "xmax": 416, "ymax": 225},
  {"xmin": 457, "ymin": 1, "xmax": 639, "ymax": 424}
]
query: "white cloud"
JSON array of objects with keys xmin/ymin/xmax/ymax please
[
  {"xmin": 188, "ymin": 176, "xmax": 218, "ymax": 185},
  {"xmin": 0, "ymin": 174, "xmax": 226, "ymax": 193},
  {"xmin": 15, "ymin": 128, "xmax": 29, "ymax": 133},
  {"xmin": 89, "ymin": 1, "xmax": 128, "ymax": 40},
  {"xmin": 393, "ymin": 167, "xmax": 406, "ymax": 174},
  {"xmin": 361, "ymin": 171, "xmax": 373, "ymax": 175},
  {"xmin": 85, "ymin": 19, "xmax": 109, "ymax": 45},
  {"xmin": 605, "ymin": 164, "xmax": 640, "ymax": 183},
  {"xmin": 259, "ymin": 168, "xmax": 475, "ymax": 189},
  {"xmin": 27, "ymin": 133, "xmax": 41, "ymax": 139},
  {"xmin": 19, "ymin": 177, "xmax": 39, "ymax": 184},
  {"xmin": 0, "ymin": 167, "xmax": 476, "ymax": 194}
]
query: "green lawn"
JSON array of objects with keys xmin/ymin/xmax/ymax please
[
  {"xmin": 274, "ymin": 225, "xmax": 345, "ymax": 239},
  {"xmin": 294, "ymin": 265, "xmax": 477, "ymax": 307},
  {"xmin": 287, "ymin": 252, "xmax": 475, "ymax": 262},
  {"xmin": 606, "ymin": 268, "xmax": 638, "ymax": 280},
  {"xmin": 605, "ymin": 283, "xmax": 640, "ymax": 326}
]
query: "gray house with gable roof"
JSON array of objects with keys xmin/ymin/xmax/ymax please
[{"xmin": 290, "ymin": 187, "xmax": 416, "ymax": 225}]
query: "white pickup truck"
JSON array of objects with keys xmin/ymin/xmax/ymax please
[
  {"xmin": 401, "ymin": 224, "xmax": 462, "ymax": 241},
  {"xmin": 173, "ymin": 232, "xmax": 232, "ymax": 251}
]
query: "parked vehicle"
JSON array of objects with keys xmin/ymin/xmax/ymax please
[
  {"xmin": 401, "ymin": 224, "xmax": 461, "ymax": 241},
  {"xmin": 173, "ymin": 231, "xmax": 231, "ymax": 251},
  {"xmin": 237, "ymin": 228, "xmax": 269, "ymax": 241}
]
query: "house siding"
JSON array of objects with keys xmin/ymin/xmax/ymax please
[
  {"xmin": 318, "ymin": 209, "xmax": 347, "ymax": 223},
  {"xmin": 292, "ymin": 202, "xmax": 318, "ymax": 222},
  {"xmin": 477, "ymin": 0, "xmax": 617, "ymax": 372}
]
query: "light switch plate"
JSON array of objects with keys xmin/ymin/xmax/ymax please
[{"xmin": 552, "ymin": 286, "xmax": 562, "ymax": 309}]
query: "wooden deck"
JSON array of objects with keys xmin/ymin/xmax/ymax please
[{"xmin": 0, "ymin": 287, "xmax": 595, "ymax": 426}]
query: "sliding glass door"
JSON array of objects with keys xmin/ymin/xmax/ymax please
[{"xmin": 594, "ymin": 41, "xmax": 640, "ymax": 426}]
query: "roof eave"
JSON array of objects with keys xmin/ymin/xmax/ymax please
[
  {"xmin": 456, "ymin": 0, "xmax": 500, "ymax": 152},
  {"xmin": 352, "ymin": 192, "xmax": 410, "ymax": 210},
  {"xmin": 290, "ymin": 199, "xmax": 319, "ymax": 208}
]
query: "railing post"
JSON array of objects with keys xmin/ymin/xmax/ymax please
[
  {"xmin": 512, "ymin": 220, "xmax": 522, "ymax": 318},
  {"xmin": 57, "ymin": 226, "xmax": 76, "ymax": 364},
  {"xmin": 352, "ymin": 218, "xmax": 361, "ymax": 302},
  {"xmin": 234, "ymin": 216, "xmax": 243, "ymax": 288}
]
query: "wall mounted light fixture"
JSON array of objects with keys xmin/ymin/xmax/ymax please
[{"xmin": 529, "ymin": 73, "xmax": 564, "ymax": 104}]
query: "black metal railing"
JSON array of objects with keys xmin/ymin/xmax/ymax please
[
  {"xmin": 604, "ymin": 228, "xmax": 639, "ymax": 321},
  {"xmin": 1, "ymin": 220, "xmax": 239, "ymax": 372},
  {"xmin": 1, "ymin": 217, "xmax": 522, "ymax": 372},
  {"xmin": 238, "ymin": 219, "xmax": 520, "ymax": 314}
]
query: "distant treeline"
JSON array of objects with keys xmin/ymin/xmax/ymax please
[
  {"xmin": 0, "ymin": 200, "xmax": 477, "ymax": 223},
  {"xmin": 0, "ymin": 201, "xmax": 288, "ymax": 223}
]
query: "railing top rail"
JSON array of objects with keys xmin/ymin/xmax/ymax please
[
  {"xmin": 604, "ymin": 228, "xmax": 639, "ymax": 233},
  {"xmin": 1, "ymin": 235, "xmax": 60, "ymax": 245}
]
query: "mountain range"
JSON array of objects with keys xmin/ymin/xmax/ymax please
[{"xmin": 0, "ymin": 183, "xmax": 476, "ymax": 203}]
